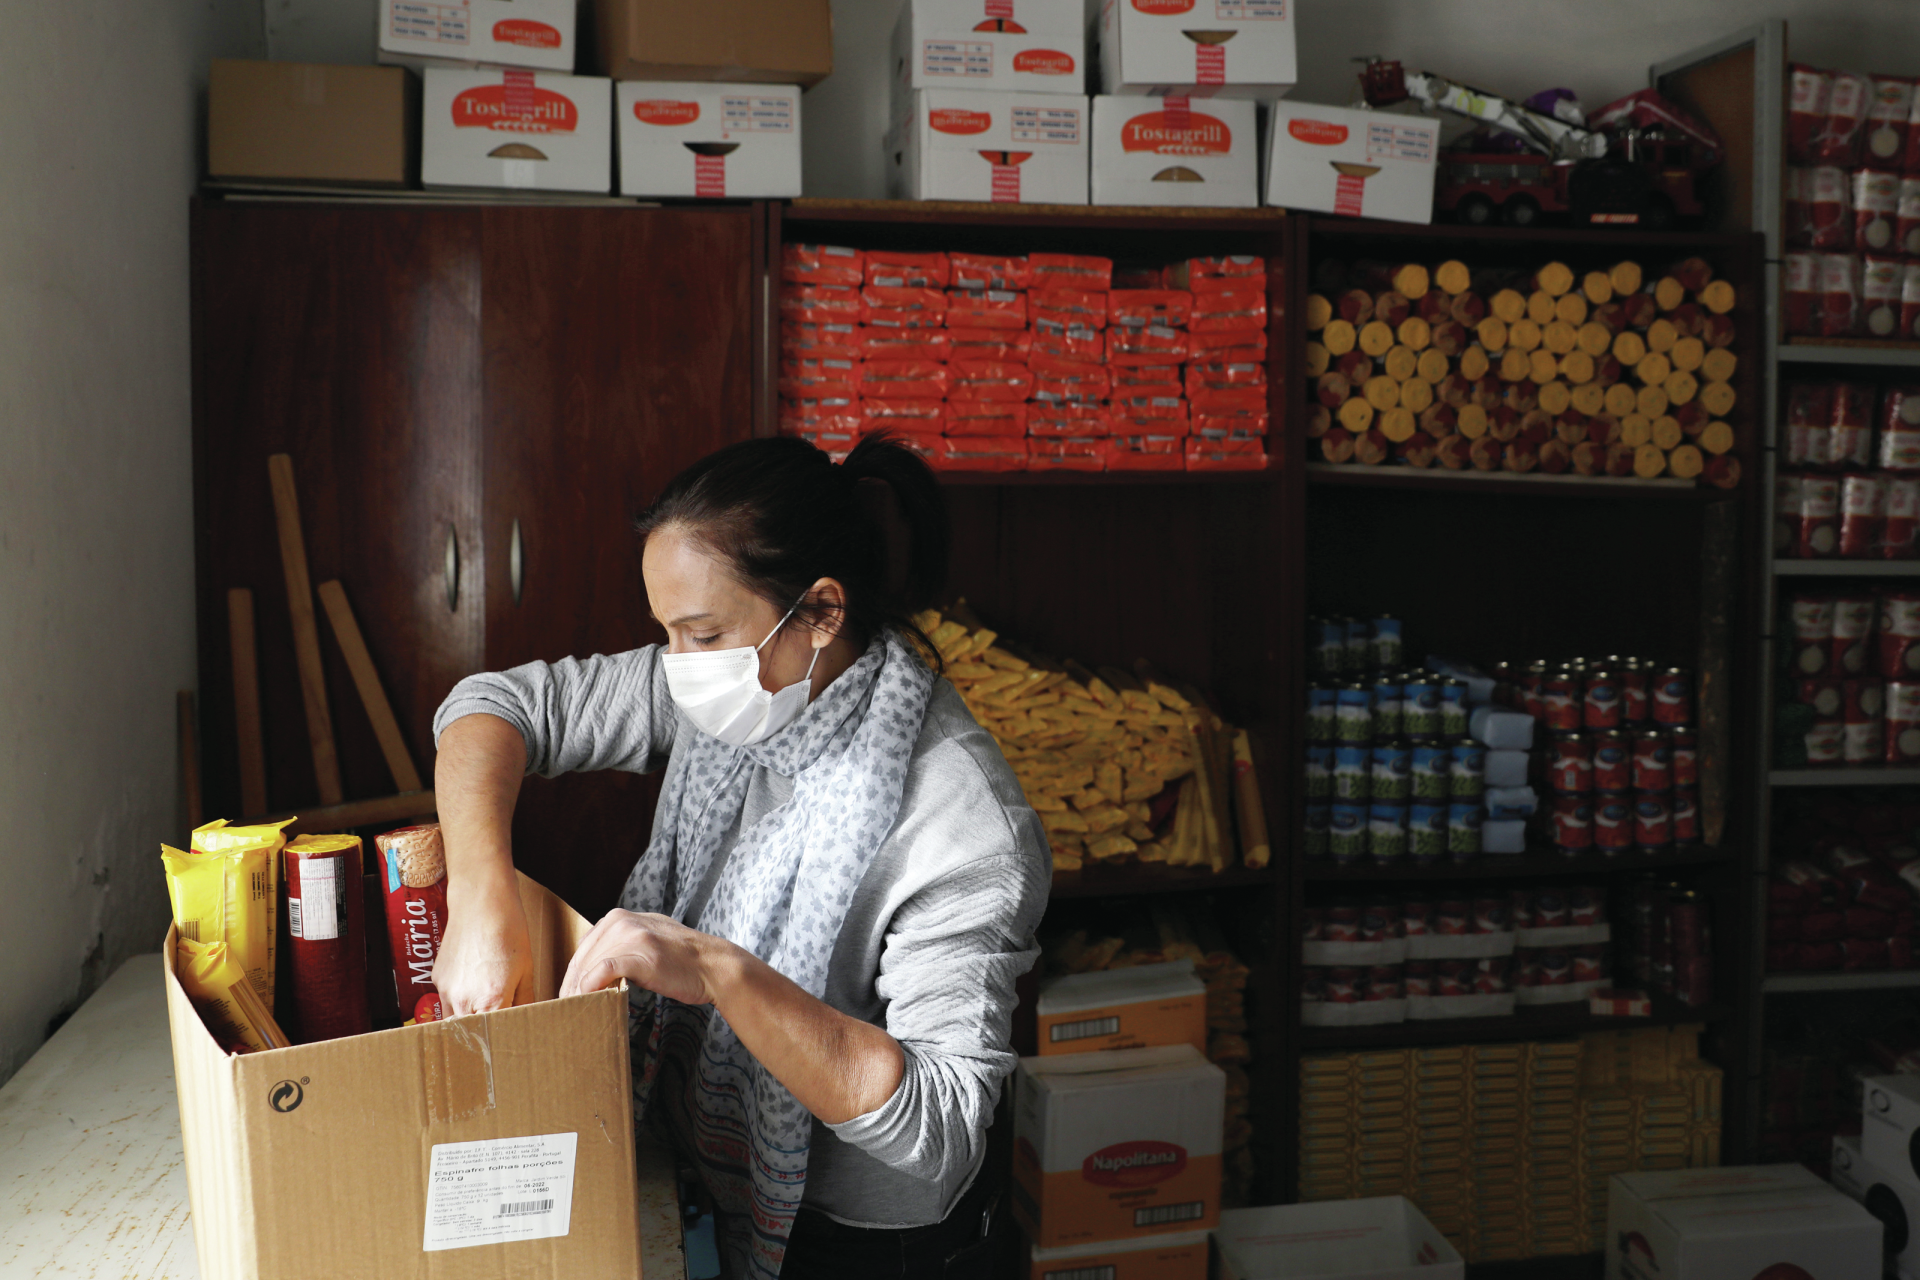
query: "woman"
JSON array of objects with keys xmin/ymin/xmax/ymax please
[{"xmin": 428, "ymin": 434, "xmax": 1051, "ymax": 1280}]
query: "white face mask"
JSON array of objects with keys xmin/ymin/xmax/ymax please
[{"xmin": 660, "ymin": 607, "xmax": 822, "ymax": 747}]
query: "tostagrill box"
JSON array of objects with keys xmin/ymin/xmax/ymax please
[
  {"xmin": 595, "ymin": 0, "xmax": 833, "ymax": 87},
  {"xmin": 1832, "ymin": 1133, "xmax": 1920, "ymax": 1274},
  {"xmin": 1013, "ymin": 1044, "xmax": 1225, "ymax": 1249},
  {"xmin": 1036, "ymin": 959, "xmax": 1207, "ymax": 1055},
  {"xmin": 616, "ymin": 81, "xmax": 801, "ymax": 197},
  {"xmin": 1213, "ymin": 1197, "xmax": 1466, "ymax": 1280},
  {"xmin": 163, "ymin": 871, "xmax": 641, "ymax": 1279},
  {"xmin": 887, "ymin": 89, "xmax": 1089, "ymax": 204},
  {"xmin": 377, "ymin": 0, "xmax": 576, "ymax": 72},
  {"xmin": 422, "ymin": 68, "xmax": 612, "ymax": 193},
  {"xmin": 208, "ymin": 60, "xmax": 417, "ymax": 187},
  {"xmin": 1264, "ymin": 101, "xmax": 1439, "ymax": 224},
  {"xmin": 1605, "ymin": 1165, "xmax": 1881, "ymax": 1280},
  {"xmin": 1096, "ymin": 0, "xmax": 1296, "ymax": 99},
  {"xmin": 1091, "ymin": 95, "xmax": 1258, "ymax": 207},
  {"xmin": 1027, "ymin": 1228, "xmax": 1210, "ymax": 1280},
  {"xmin": 890, "ymin": 0, "xmax": 1084, "ymax": 114},
  {"xmin": 1864, "ymin": 1073, "xmax": 1920, "ymax": 1188}
]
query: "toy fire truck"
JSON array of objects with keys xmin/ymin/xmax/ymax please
[{"xmin": 1358, "ymin": 59, "xmax": 1722, "ymax": 229}]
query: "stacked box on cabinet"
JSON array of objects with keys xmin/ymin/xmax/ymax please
[
  {"xmin": 378, "ymin": 0, "xmax": 576, "ymax": 71},
  {"xmin": 421, "ymin": 67, "xmax": 613, "ymax": 193}
]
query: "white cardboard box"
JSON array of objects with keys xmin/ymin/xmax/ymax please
[
  {"xmin": 1091, "ymin": 95, "xmax": 1257, "ymax": 206},
  {"xmin": 378, "ymin": 0, "xmax": 575, "ymax": 72},
  {"xmin": 891, "ymin": 0, "xmax": 1084, "ymax": 114},
  {"xmin": 1833, "ymin": 1133, "xmax": 1919, "ymax": 1276},
  {"xmin": 1264, "ymin": 102, "xmax": 1438, "ymax": 224},
  {"xmin": 1606, "ymin": 1165, "xmax": 1881, "ymax": 1280},
  {"xmin": 422, "ymin": 68, "xmax": 611, "ymax": 193},
  {"xmin": 1866, "ymin": 1074, "xmax": 1920, "ymax": 1189},
  {"xmin": 1213, "ymin": 1197, "xmax": 1465, "ymax": 1280},
  {"xmin": 1096, "ymin": 0, "xmax": 1295, "ymax": 99},
  {"xmin": 888, "ymin": 89, "xmax": 1089, "ymax": 204},
  {"xmin": 616, "ymin": 81, "xmax": 800, "ymax": 198}
]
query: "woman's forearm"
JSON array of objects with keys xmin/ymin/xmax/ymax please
[{"xmin": 436, "ymin": 712, "xmax": 527, "ymax": 899}]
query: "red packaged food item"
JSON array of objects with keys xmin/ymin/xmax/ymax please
[
  {"xmin": 1110, "ymin": 395, "xmax": 1188, "ymax": 422},
  {"xmin": 1031, "ymin": 324, "xmax": 1105, "ymax": 362},
  {"xmin": 1887, "ymin": 478, "xmax": 1920, "ymax": 559},
  {"xmin": 1885, "ymin": 595, "xmax": 1920, "ymax": 677},
  {"xmin": 1844, "ymin": 938, "xmax": 1892, "ymax": 971},
  {"xmin": 781, "ymin": 243, "xmax": 864, "ymax": 287},
  {"xmin": 864, "ymin": 250, "xmax": 950, "ymax": 289},
  {"xmin": 780, "ymin": 396, "xmax": 864, "ymax": 433},
  {"xmin": 1106, "ymin": 433, "xmax": 1187, "ymax": 471},
  {"xmin": 1189, "ymin": 328, "xmax": 1267, "ymax": 358},
  {"xmin": 1804, "ymin": 166, "xmax": 1853, "ymax": 248},
  {"xmin": 1819, "ymin": 72, "xmax": 1875, "ymax": 164},
  {"xmin": 1815, "ymin": 252, "xmax": 1862, "ymax": 337},
  {"xmin": 865, "ymin": 307, "xmax": 945, "ymax": 330},
  {"xmin": 1401, "ymin": 960, "xmax": 1433, "ymax": 999},
  {"xmin": 1112, "ymin": 363, "xmax": 1183, "ymax": 398},
  {"xmin": 947, "ymin": 359, "xmax": 1033, "ymax": 402},
  {"xmin": 1028, "ymin": 253, "xmax": 1112, "ymax": 291},
  {"xmin": 1788, "ymin": 595, "xmax": 1835, "ymax": 675},
  {"xmin": 861, "ymin": 285, "xmax": 948, "ymax": 319},
  {"xmin": 1789, "ymin": 64, "xmax": 1832, "ymax": 164},
  {"xmin": 1775, "ymin": 474, "xmax": 1804, "ymax": 556},
  {"xmin": 1193, "ymin": 412, "xmax": 1269, "ymax": 441},
  {"xmin": 945, "ymin": 288, "xmax": 1028, "ymax": 330},
  {"xmin": 1174, "ymin": 254, "xmax": 1265, "ymax": 282},
  {"xmin": 1783, "ymin": 382, "xmax": 1834, "ymax": 467},
  {"xmin": 1783, "ymin": 252, "xmax": 1817, "ymax": 335},
  {"xmin": 949, "ymin": 253, "xmax": 1030, "ymax": 291},
  {"xmin": 949, "ymin": 326, "xmax": 1032, "ymax": 361},
  {"xmin": 1032, "ymin": 356, "xmax": 1110, "ymax": 405},
  {"xmin": 1474, "ymin": 955, "xmax": 1512, "ymax": 995},
  {"xmin": 780, "ymin": 284, "xmax": 864, "ymax": 325},
  {"xmin": 1864, "ymin": 254, "xmax": 1907, "ymax": 337},
  {"xmin": 861, "ymin": 397, "xmax": 947, "ymax": 431},
  {"xmin": 1028, "ymin": 405, "xmax": 1110, "ymax": 437},
  {"xmin": 412, "ymin": 992, "xmax": 445, "ymax": 1024},
  {"xmin": 1840, "ymin": 474, "xmax": 1888, "ymax": 559},
  {"xmin": 1902, "ymin": 178, "xmax": 1920, "ymax": 256},
  {"xmin": 1032, "ymin": 287, "xmax": 1109, "ymax": 331},
  {"xmin": 1889, "ymin": 679, "xmax": 1920, "ymax": 761},
  {"xmin": 1109, "ymin": 289, "xmax": 1194, "ymax": 329},
  {"xmin": 1365, "ymin": 964, "xmax": 1403, "ymax": 1000},
  {"xmin": 858, "ymin": 359, "xmax": 949, "ymax": 398},
  {"xmin": 1189, "ymin": 283, "xmax": 1268, "ymax": 333},
  {"xmin": 375, "ymin": 825, "xmax": 448, "ymax": 1019},
  {"xmin": 778, "ymin": 420, "xmax": 861, "ymax": 460},
  {"xmin": 778, "ymin": 357, "xmax": 863, "ymax": 400},
  {"xmin": 1868, "ymin": 77, "xmax": 1917, "ymax": 165},
  {"xmin": 1652, "ymin": 667, "xmax": 1692, "ymax": 726},
  {"xmin": 1854, "ymin": 169, "xmax": 1902, "ymax": 251},
  {"xmin": 1184, "ymin": 438, "xmax": 1267, "ymax": 471},
  {"xmin": 945, "ymin": 400, "xmax": 1028, "ymax": 437},
  {"xmin": 1844, "ymin": 678, "xmax": 1887, "ymax": 763},
  {"xmin": 1795, "ymin": 475, "xmax": 1838, "ymax": 557},
  {"xmin": 1108, "ymin": 324, "xmax": 1189, "ymax": 364},
  {"xmin": 1902, "ymin": 263, "xmax": 1920, "ymax": 343},
  {"xmin": 284, "ymin": 834, "xmax": 371, "ymax": 1042},
  {"xmin": 781, "ymin": 320, "xmax": 862, "ymax": 361},
  {"xmin": 935, "ymin": 434, "xmax": 1027, "ymax": 472},
  {"xmin": 1186, "ymin": 362, "xmax": 1268, "ymax": 414},
  {"xmin": 1831, "ymin": 381, "xmax": 1877, "ymax": 469},
  {"xmin": 1029, "ymin": 437, "xmax": 1106, "ymax": 472},
  {"xmin": 859, "ymin": 325, "xmax": 951, "ymax": 362}
]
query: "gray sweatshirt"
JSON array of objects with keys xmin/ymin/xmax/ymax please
[{"xmin": 433, "ymin": 646, "xmax": 1051, "ymax": 1228}]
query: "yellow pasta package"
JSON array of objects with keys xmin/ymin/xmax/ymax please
[
  {"xmin": 161, "ymin": 817, "xmax": 293, "ymax": 1002},
  {"xmin": 175, "ymin": 937, "xmax": 291, "ymax": 1053}
]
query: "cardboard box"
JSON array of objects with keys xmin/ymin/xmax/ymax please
[
  {"xmin": 1264, "ymin": 102, "xmax": 1438, "ymax": 224},
  {"xmin": 1090, "ymin": 95, "xmax": 1257, "ymax": 207},
  {"xmin": 1037, "ymin": 960, "xmax": 1207, "ymax": 1055},
  {"xmin": 378, "ymin": 0, "xmax": 576, "ymax": 72},
  {"xmin": 1832, "ymin": 1133, "xmax": 1919, "ymax": 1273},
  {"xmin": 888, "ymin": 89, "xmax": 1089, "ymax": 204},
  {"xmin": 616, "ymin": 81, "xmax": 801, "ymax": 197},
  {"xmin": 1865, "ymin": 1074, "xmax": 1920, "ymax": 1188},
  {"xmin": 595, "ymin": 0, "xmax": 833, "ymax": 87},
  {"xmin": 209, "ymin": 60, "xmax": 416, "ymax": 187},
  {"xmin": 164, "ymin": 871, "xmax": 641, "ymax": 1279},
  {"xmin": 1013, "ymin": 1044, "xmax": 1224, "ymax": 1249},
  {"xmin": 422, "ymin": 68, "xmax": 612, "ymax": 193},
  {"xmin": 1096, "ymin": 0, "xmax": 1295, "ymax": 99},
  {"xmin": 1605, "ymin": 1165, "xmax": 1881, "ymax": 1280},
  {"xmin": 1027, "ymin": 1228, "xmax": 1209, "ymax": 1280},
  {"xmin": 891, "ymin": 0, "xmax": 1084, "ymax": 115},
  {"xmin": 1213, "ymin": 1197, "xmax": 1466, "ymax": 1280}
]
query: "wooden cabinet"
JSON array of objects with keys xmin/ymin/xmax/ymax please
[{"xmin": 192, "ymin": 201, "xmax": 763, "ymax": 915}]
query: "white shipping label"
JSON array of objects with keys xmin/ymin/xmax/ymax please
[
  {"xmin": 923, "ymin": 39, "xmax": 993, "ymax": 78},
  {"xmin": 1217, "ymin": 0, "xmax": 1285, "ymax": 16},
  {"xmin": 423, "ymin": 1132, "xmax": 578, "ymax": 1252},
  {"xmin": 291, "ymin": 856, "xmax": 342, "ymax": 941},
  {"xmin": 391, "ymin": 0, "xmax": 471, "ymax": 44},
  {"xmin": 722, "ymin": 96, "xmax": 795, "ymax": 134},
  {"xmin": 1012, "ymin": 105, "xmax": 1081, "ymax": 144}
]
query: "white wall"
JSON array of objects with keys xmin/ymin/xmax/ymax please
[{"xmin": 0, "ymin": 0, "xmax": 262, "ymax": 1087}]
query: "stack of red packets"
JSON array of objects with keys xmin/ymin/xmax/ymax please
[
  {"xmin": 777, "ymin": 245, "xmax": 1272, "ymax": 472},
  {"xmin": 1767, "ymin": 798, "xmax": 1920, "ymax": 974}
]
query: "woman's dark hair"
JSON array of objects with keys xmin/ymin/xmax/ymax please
[{"xmin": 635, "ymin": 432, "xmax": 950, "ymax": 659}]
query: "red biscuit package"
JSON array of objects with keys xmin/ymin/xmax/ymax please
[
  {"xmin": 1028, "ymin": 437, "xmax": 1106, "ymax": 472},
  {"xmin": 1902, "ymin": 263, "xmax": 1920, "ymax": 343},
  {"xmin": 1194, "ymin": 412, "xmax": 1269, "ymax": 441},
  {"xmin": 864, "ymin": 250, "xmax": 950, "ymax": 289},
  {"xmin": 865, "ymin": 307, "xmax": 946, "ymax": 330},
  {"xmin": 780, "ymin": 284, "xmax": 864, "ymax": 325},
  {"xmin": 1834, "ymin": 595, "xmax": 1878, "ymax": 673},
  {"xmin": 1883, "ymin": 597, "xmax": 1920, "ymax": 677},
  {"xmin": 1816, "ymin": 252, "xmax": 1863, "ymax": 337},
  {"xmin": 781, "ymin": 320, "xmax": 862, "ymax": 361},
  {"xmin": 859, "ymin": 325, "xmax": 951, "ymax": 362},
  {"xmin": 1113, "ymin": 264, "xmax": 1166, "ymax": 289},
  {"xmin": 1030, "ymin": 324, "xmax": 1105, "ymax": 362},
  {"xmin": 1189, "ymin": 283, "xmax": 1268, "ymax": 333},
  {"xmin": 1031, "ymin": 356, "xmax": 1110, "ymax": 405},
  {"xmin": 949, "ymin": 253, "xmax": 1030, "ymax": 292},
  {"xmin": 1032, "ymin": 287, "xmax": 1108, "ymax": 332},
  {"xmin": 935, "ymin": 434, "xmax": 1027, "ymax": 472},
  {"xmin": 944, "ymin": 289, "xmax": 1027, "ymax": 330},
  {"xmin": 861, "ymin": 285, "xmax": 948, "ymax": 319},
  {"xmin": 1854, "ymin": 169, "xmax": 1901, "ymax": 252},
  {"xmin": 1795, "ymin": 473, "xmax": 1840, "ymax": 558},
  {"xmin": 1185, "ymin": 437, "xmax": 1267, "ymax": 471},
  {"xmin": 1840, "ymin": 475, "xmax": 1887, "ymax": 559},
  {"xmin": 1109, "ymin": 289, "xmax": 1193, "ymax": 329},
  {"xmin": 781, "ymin": 243, "xmax": 864, "ymax": 287},
  {"xmin": 375, "ymin": 825, "xmax": 448, "ymax": 1019},
  {"xmin": 945, "ymin": 400, "xmax": 1028, "ymax": 437},
  {"xmin": 1803, "ymin": 167, "xmax": 1853, "ymax": 249},
  {"xmin": 1864, "ymin": 255, "xmax": 1906, "ymax": 337},
  {"xmin": 858, "ymin": 359, "xmax": 949, "ymax": 398},
  {"xmin": 1817, "ymin": 72, "xmax": 1874, "ymax": 165},
  {"xmin": 1788, "ymin": 64, "xmax": 1832, "ymax": 164},
  {"xmin": 1783, "ymin": 253, "xmax": 1817, "ymax": 335},
  {"xmin": 1867, "ymin": 77, "xmax": 1916, "ymax": 165},
  {"xmin": 1831, "ymin": 381, "xmax": 1877, "ymax": 469},
  {"xmin": 1107, "ymin": 324, "xmax": 1189, "ymax": 364},
  {"xmin": 1106, "ymin": 433, "xmax": 1186, "ymax": 471},
  {"xmin": 1907, "ymin": 87, "xmax": 1920, "ymax": 173},
  {"xmin": 1887, "ymin": 479, "xmax": 1920, "ymax": 560},
  {"xmin": 1110, "ymin": 395, "xmax": 1188, "ymax": 423},
  {"xmin": 779, "ymin": 420, "xmax": 861, "ymax": 460},
  {"xmin": 285, "ymin": 833, "xmax": 371, "ymax": 1042},
  {"xmin": 1891, "ymin": 680, "xmax": 1920, "ymax": 762},
  {"xmin": 1880, "ymin": 387, "xmax": 1920, "ymax": 471},
  {"xmin": 1785, "ymin": 166, "xmax": 1811, "ymax": 247},
  {"xmin": 1171, "ymin": 255, "xmax": 1266, "ymax": 285},
  {"xmin": 1190, "ymin": 328, "xmax": 1268, "ymax": 358},
  {"xmin": 1112, "ymin": 364, "xmax": 1183, "ymax": 398},
  {"xmin": 1783, "ymin": 381, "xmax": 1833, "ymax": 467},
  {"xmin": 1028, "ymin": 253, "xmax": 1112, "ymax": 291},
  {"xmin": 778, "ymin": 357, "xmax": 862, "ymax": 400},
  {"xmin": 780, "ymin": 396, "xmax": 864, "ymax": 433},
  {"xmin": 1028, "ymin": 405, "xmax": 1110, "ymax": 437},
  {"xmin": 949, "ymin": 326, "xmax": 1032, "ymax": 361},
  {"xmin": 860, "ymin": 398, "xmax": 947, "ymax": 431},
  {"xmin": 948, "ymin": 359, "xmax": 1033, "ymax": 401}
]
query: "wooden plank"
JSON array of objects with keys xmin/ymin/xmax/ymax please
[
  {"xmin": 267, "ymin": 453, "xmax": 344, "ymax": 805},
  {"xmin": 252, "ymin": 789, "xmax": 438, "ymax": 834},
  {"xmin": 317, "ymin": 580, "xmax": 424, "ymax": 794},
  {"xmin": 177, "ymin": 690, "xmax": 202, "ymax": 832},
  {"xmin": 226, "ymin": 587, "xmax": 269, "ymax": 818}
]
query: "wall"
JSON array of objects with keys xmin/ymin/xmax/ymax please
[{"xmin": 0, "ymin": 0, "xmax": 262, "ymax": 1087}]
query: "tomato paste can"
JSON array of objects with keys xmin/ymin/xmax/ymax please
[
  {"xmin": 1304, "ymin": 804, "xmax": 1331, "ymax": 858},
  {"xmin": 1547, "ymin": 731, "xmax": 1593, "ymax": 794},
  {"xmin": 1371, "ymin": 739, "xmax": 1412, "ymax": 801},
  {"xmin": 1882, "ymin": 594, "xmax": 1920, "ymax": 679},
  {"xmin": 1572, "ymin": 944, "xmax": 1609, "ymax": 984},
  {"xmin": 1593, "ymin": 792, "xmax": 1634, "ymax": 852},
  {"xmin": 1619, "ymin": 663, "xmax": 1650, "ymax": 725},
  {"xmin": 1632, "ymin": 730, "xmax": 1673, "ymax": 792},
  {"xmin": 1402, "ymin": 898, "xmax": 1433, "ymax": 936},
  {"xmin": 1543, "ymin": 670, "xmax": 1582, "ymax": 731},
  {"xmin": 1323, "ymin": 903, "xmax": 1361, "ymax": 942},
  {"xmin": 1569, "ymin": 884, "xmax": 1606, "ymax": 926},
  {"xmin": 1669, "ymin": 728, "xmax": 1698, "ymax": 788},
  {"xmin": 1358, "ymin": 901, "xmax": 1397, "ymax": 942},
  {"xmin": 1336, "ymin": 683, "xmax": 1374, "ymax": 743},
  {"xmin": 1402, "ymin": 960, "xmax": 1434, "ymax": 999},
  {"xmin": 1402, "ymin": 677, "xmax": 1442, "ymax": 736},
  {"xmin": 1434, "ymin": 899, "xmax": 1473, "ymax": 936},
  {"xmin": 1591, "ymin": 730, "xmax": 1631, "ymax": 791},
  {"xmin": 1410, "ymin": 740, "xmax": 1452, "ymax": 800},
  {"xmin": 1671, "ymin": 785, "xmax": 1700, "ymax": 844},
  {"xmin": 1366, "ymin": 964, "xmax": 1404, "ymax": 1000},
  {"xmin": 1634, "ymin": 791, "xmax": 1673, "ymax": 850},
  {"xmin": 1520, "ymin": 662, "xmax": 1549, "ymax": 720},
  {"xmin": 1306, "ymin": 683, "xmax": 1340, "ymax": 742},
  {"xmin": 1583, "ymin": 668, "xmax": 1623, "ymax": 729},
  {"xmin": 1472, "ymin": 896, "xmax": 1511, "ymax": 934},
  {"xmin": 1433, "ymin": 959, "xmax": 1471, "ymax": 996},
  {"xmin": 1509, "ymin": 888, "xmax": 1536, "ymax": 930},
  {"xmin": 1371, "ymin": 674, "xmax": 1405, "ymax": 738},
  {"xmin": 1551, "ymin": 794, "xmax": 1594, "ymax": 851},
  {"xmin": 1324, "ymin": 966, "xmax": 1362, "ymax": 1003},
  {"xmin": 1653, "ymin": 668, "xmax": 1693, "ymax": 726},
  {"xmin": 1449, "ymin": 741, "xmax": 1487, "ymax": 798},
  {"xmin": 1301, "ymin": 968, "xmax": 1326, "ymax": 1003},
  {"xmin": 1533, "ymin": 887, "xmax": 1571, "ymax": 927},
  {"xmin": 1475, "ymin": 956, "xmax": 1513, "ymax": 994}
]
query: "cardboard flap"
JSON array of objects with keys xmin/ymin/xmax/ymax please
[{"xmin": 516, "ymin": 868, "xmax": 592, "ymax": 1001}]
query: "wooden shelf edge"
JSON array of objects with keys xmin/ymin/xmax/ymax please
[
  {"xmin": 1306, "ymin": 216, "xmax": 1759, "ymax": 250},
  {"xmin": 1303, "ymin": 846, "xmax": 1728, "ymax": 882},
  {"xmin": 784, "ymin": 198, "xmax": 1288, "ymax": 228}
]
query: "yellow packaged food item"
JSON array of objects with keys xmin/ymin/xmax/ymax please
[
  {"xmin": 176, "ymin": 937, "xmax": 291, "ymax": 1053},
  {"xmin": 162, "ymin": 817, "xmax": 293, "ymax": 1002}
]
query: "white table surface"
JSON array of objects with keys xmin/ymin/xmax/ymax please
[{"xmin": 0, "ymin": 954, "xmax": 685, "ymax": 1279}]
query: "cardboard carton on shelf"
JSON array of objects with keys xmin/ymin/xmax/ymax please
[
  {"xmin": 1027, "ymin": 1228, "xmax": 1210, "ymax": 1280},
  {"xmin": 422, "ymin": 68, "xmax": 612, "ymax": 194},
  {"xmin": 1864, "ymin": 1073, "xmax": 1920, "ymax": 1189},
  {"xmin": 1604, "ymin": 1164, "xmax": 1881, "ymax": 1280},
  {"xmin": 1213, "ymin": 1196, "xmax": 1466, "ymax": 1280},
  {"xmin": 377, "ymin": 0, "xmax": 576, "ymax": 72},
  {"xmin": 1096, "ymin": 0, "xmax": 1296, "ymax": 99},
  {"xmin": 1036, "ymin": 960, "xmax": 1208, "ymax": 1055},
  {"xmin": 1091, "ymin": 95, "xmax": 1258, "ymax": 208},
  {"xmin": 617, "ymin": 82, "xmax": 801, "ymax": 198},
  {"xmin": 1831, "ymin": 1133, "xmax": 1920, "ymax": 1277},
  {"xmin": 594, "ymin": 0, "xmax": 833, "ymax": 87},
  {"xmin": 164, "ymin": 871, "xmax": 641, "ymax": 1279},
  {"xmin": 890, "ymin": 0, "xmax": 1084, "ymax": 116},
  {"xmin": 209, "ymin": 60, "xmax": 417, "ymax": 187},
  {"xmin": 888, "ymin": 88, "xmax": 1090, "ymax": 204},
  {"xmin": 1264, "ymin": 101, "xmax": 1439, "ymax": 224}
]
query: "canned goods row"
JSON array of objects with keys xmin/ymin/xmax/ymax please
[
  {"xmin": 1307, "ymin": 615, "xmax": 1403, "ymax": 679},
  {"xmin": 1785, "ymin": 589, "xmax": 1920, "ymax": 679},
  {"xmin": 1304, "ymin": 956, "xmax": 1514, "ymax": 1004},
  {"xmin": 1779, "ymin": 380, "xmax": 1920, "ymax": 476},
  {"xmin": 1307, "ymin": 800, "xmax": 1482, "ymax": 865},
  {"xmin": 1545, "ymin": 786, "xmax": 1701, "ymax": 853},
  {"xmin": 1304, "ymin": 885, "xmax": 1606, "ymax": 942},
  {"xmin": 1622, "ymin": 881, "xmax": 1715, "ymax": 1008},
  {"xmin": 1305, "ymin": 674, "xmax": 1472, "ymax": 745},
  {"xmin": 1545, "ymin": 727, "xmax": 1699, "ymax": 794},
  {"xmin": 1780, "ymin": 470, "xmax": 1920, "ymax": 559},
  {"xmin": 1492, "ymin": 659, "xmax": 1692, "ymax": 732},
  {"xmin": 1780, "ymin": 676, "xmax": 1920, "ymax": 768},
  {"xmin": 1305, "ymin": 739, "xmax": 1486, "ymax": 803},
  {"xmin": 1513, "ymin": 943, "xmax": 1612, "ymax": 988}
]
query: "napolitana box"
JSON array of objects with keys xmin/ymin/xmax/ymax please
[
  {"xmin": 377, "ymin": 0, "xmax": 576, "ymax": 72},
  {"xmin": 1096, "ymin": 0, "xmax": 1296, "ymax": 99},
  {"xmin": 888, "ymin": 89, "xmax": 1089, "ymax": 204},
  {"xmin": 617, "ymin": 81, "xmax": 802, "ymax": 198},
  {"xmin": 1091, "ymin": 95, "xmax": 1258, "ymax": 207},
  {"xmin": 1264, "ymin": 102, "xmax": 1439, "ymax": 224},
  {"xmin": 422, "ymin": 67, "xmax": 612, "ymax": 193},
  {"xmin": 891, "ymin": 0, "xmax": 1085, "ymax": 116}
]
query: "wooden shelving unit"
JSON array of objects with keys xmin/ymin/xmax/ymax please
[{"xmin": 1301, "ymin": 993, "xmax": 1727, "ymax": 1053}]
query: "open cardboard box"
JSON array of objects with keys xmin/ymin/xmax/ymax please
[{"xmin": 164, "ymin": 871, "xmax": 641, "ymax": 1279}]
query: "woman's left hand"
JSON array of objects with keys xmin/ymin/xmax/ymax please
[{"xmin": 559, "ymin": 909, "xmax": 733, "ymax": 1005}]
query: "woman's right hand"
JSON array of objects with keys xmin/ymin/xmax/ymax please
[{"xmin": 433, "ymin": 877, "xmax": 533, "ymax": 1015}]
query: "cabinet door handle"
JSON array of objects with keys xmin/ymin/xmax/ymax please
[
  {"xmin": 445, "ymin": 525, "xmax": 459, "ymax": 612},
  {"xmin": 510, "ymin": 518, "xmax": 524, "ymax": 606}
]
